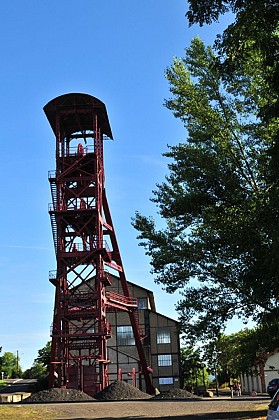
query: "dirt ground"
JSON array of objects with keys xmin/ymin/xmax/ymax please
[{"xmin": 17, "ymin": 397, "xmax": 269, "ymax": 420}]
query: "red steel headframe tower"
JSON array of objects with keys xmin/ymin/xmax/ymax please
[{"xmin": 44, "ymin": 93, "xmax": 154, "ymax": 397}]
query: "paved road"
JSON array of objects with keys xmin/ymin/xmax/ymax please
[{"xmin": 0, "ymin": 378, "xmax": 36, "ymax": 394}]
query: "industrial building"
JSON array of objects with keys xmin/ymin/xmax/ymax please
[{"xmin": 107, "ymin": 274, "xmax": 181, "ymax": 392}]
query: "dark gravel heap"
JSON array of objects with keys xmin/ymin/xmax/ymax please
[
  {"xmin": 153, "ymin": 388, "xmax": 201, "ymax": 399},
  {"xmin": 96, "ymin": 380, "xmax": 152, "ymax": 400},
  {"xmin": 23, "ymin": 388, "xmax": 95, "ymax": 403}
]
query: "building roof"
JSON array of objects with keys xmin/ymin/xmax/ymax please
[
  {"xmin": 109, "ymin": 274, "xmax": 178, "ymax": 323},
  {"xmin": 44, "ymin": 92, "xmax": 113, "ymax": 139},
  {"xmin": 126, "ymin": 278, "xmax": 179, "ymax": 324}
]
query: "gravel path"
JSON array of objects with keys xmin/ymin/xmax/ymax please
[{"xmin": 22, "ymin": 397, "xmax": 269, "ymax": 419}]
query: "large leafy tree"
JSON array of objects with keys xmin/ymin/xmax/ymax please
[
  {"xmin": 0, "ymin": 352, "xmax": 21, "ymax": 378},
  {"xmin": 23, "ymin": 342, "xmax": 51, "ymax": 381},
  {"xmin": 23, "ymin": 362, "xmax": 47, "ymax": 380},
  {"xmin": 204, "ymin": 323, "xmax": 279, "ymax": 383},
  {"xmin": 133, "ymin": 36, "xmax": 278, "ymax": 342},
  {"xmin": 186, "ymin": 1, "xmax": 279, "ymax": 118},
  {"xmin": 180, "ymin": 347, "xmax": 209, "ymax": 388}
]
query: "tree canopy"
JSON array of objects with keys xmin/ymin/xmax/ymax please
[
  {"xmin": 187, "ymin": 0, "xmax": 279, "ymax": 122},
  {"xmin": 34, "ymin": 341, "xmax": 51, "ymax": 368},
  {"xmin": 23, "ymin": 342, "xmax": 51, "ymax": 380},
  {"xmin": 0, "ymin": 352, "xmax": 21, "ymax": 378},
  {"xmin": 204, "ymin": 321, "xmax": 279, "ymax": 384},
  {"xmin": 180, "ymin": 346, "xmax": 209, "ymax": 388},
  {"xmin": 132, "ymin": 32, "xmax": 278, "ymax": 342}
]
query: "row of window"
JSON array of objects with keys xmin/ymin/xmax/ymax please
[
  {"xmin": 117, "ymin": 326, "xmax": 171, "ymax": 345},
  {"xmin": 116, "ymin": 327, "xmax": 173, "ymax": 367}
]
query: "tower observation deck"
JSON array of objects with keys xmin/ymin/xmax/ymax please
[{"xmin": 44, "ymin": 93, "xmax": 154, "ymax": 396}]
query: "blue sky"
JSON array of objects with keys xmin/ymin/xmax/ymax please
[{"xmin": 0, "ymin": 1, "xmax": 234, "ymax": 371}]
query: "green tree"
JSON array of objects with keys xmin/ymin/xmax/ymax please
[
  {"xmin": 34, "ymin": 341, "xmax": 51, "ymax": 369},
  {"xmin": 187, "ymin": 1, "xmax": 279, "ymax": 197},
  {"xmin": 23, "ymin": 362, "xmax": 47, "ymax": 379},
  {"xmin": 180, "ymin": 347, "xmax": 209, "ymax": 388},
  {"xmin": 132, "ymin": 36, "xmax": 277, "ymax": 342},
  {"xmin": 0, "ymin": 352, "xmax": 21, "ymax": 378},
  {"xmin": 205, "ymin": 332, "xmax": 248, "ymax": 384},
  {"xmin": 205, "ymin": 323, "xmax": 279, "ymax": 382},
  {"xmin": 186, "ymin": 1, "xmax": 279, "ymax": 119},
  {"xmin": 22, "ymin": 342, "xmax": 51, "ymax": 389}
]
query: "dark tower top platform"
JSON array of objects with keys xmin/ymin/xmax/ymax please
[{"xmin": 43, "ymin": 93, "xmax": 113, "ymax": 139}]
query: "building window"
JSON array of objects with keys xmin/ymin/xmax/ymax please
[
  {"xmin": 159, "ymin": 377, "xmax": 174, "ymax": 385},
  {"xmin": 117, "ymin": 326, "xmax": 135, "ymax": 346},
  {"xmin": 137, "ymin": 297, "xmax": 148, "ymax": 309},
  {"xmin": 157, "ymin": 328, "xmax": 171, "ymax": 344},
  {"xmin": 158, "ymin": 354, "xmax": 172, "ymax": 366}
]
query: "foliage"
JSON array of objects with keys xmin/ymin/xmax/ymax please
[
  {"xmin": 22, "ymin": 341, "xmax": 51, "ymax": 382},
  {"xmin": 34, "ymin": 341, "xmax": 51, "ymax": 369},
  {"xmin": 204, "ymin": 322, "xmax": 279, "ymax": 383},
  {"xmin": 23, "ymin": 362, "xmax": 47, "ymax": 380},
  {"xmin": 22, "ymin": 342, "xmax": 51, "ymax": 388},
  {"xmin": 180, "ymin": 346, "xmax": 209, "ymax": 387},
  {"xmin": 186, "ymin": 1, "xmax": 279, "ymax": 118},
  {"xmin": 132, "ymin": 35, "xmax": 278, "ymax": 342},
  {"xmin": 0, "ymin": 352, "xmax": 22, "ymax": 378}
]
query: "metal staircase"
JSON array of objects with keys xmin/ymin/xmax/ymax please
[{"xmin": 48, "ymin": 173, "xmax": 58, "ymax": 254}]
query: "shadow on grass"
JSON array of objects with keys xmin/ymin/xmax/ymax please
[{"xmin": 57, "ymin": 409, "xmax": 267, "ymax": 420}]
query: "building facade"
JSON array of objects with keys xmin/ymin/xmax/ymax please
[
  {"xmin": 240, "ymin": 349, "xmax": 279, "ymax": 394},
  {"xmin": 107, "ymin": 275, "xmax": 181, "ymax": 392}
]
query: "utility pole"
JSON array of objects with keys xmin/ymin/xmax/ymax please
[{"xmin": 16, "ymin": 350, "xmax": 19, "ymax": 376}]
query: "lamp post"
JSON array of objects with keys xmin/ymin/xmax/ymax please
[{"xmin": 16, "ymin": 350, "xmax": 23, "ymax": 377}]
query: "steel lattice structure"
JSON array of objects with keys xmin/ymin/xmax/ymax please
[{"xmin": 44, "ymin": 93, "xmax": 154, "ymax": 397}]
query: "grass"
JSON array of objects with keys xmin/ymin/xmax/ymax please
[{"xmin": 0, "ymin": 405, "xmax": 55, "ymax": 420}]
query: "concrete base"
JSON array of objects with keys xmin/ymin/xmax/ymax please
[{"xmin": 0, "ymin": 392, "xmax": 31, "ymax": 403}]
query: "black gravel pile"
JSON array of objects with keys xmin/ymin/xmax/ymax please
[
  {"xmin": 96, "ymin": 380, "xmax": 152, "ymax": 400},
  {"xmin": 23, "ymin": 388, "xmax": 95, "ymax": 403},
  {"xmin": 153, "ymin": 388, "xmax": 201, "ymax": 399}
]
